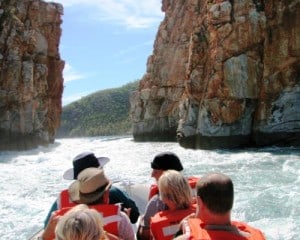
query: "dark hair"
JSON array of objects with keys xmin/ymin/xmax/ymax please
[
  {"xmin": 197, "ymin": 173, "xmax": 233, "ymax": 214},
  {"xmin": 151, "ymin": 151, "xmax": 183, "ymax": 171}
]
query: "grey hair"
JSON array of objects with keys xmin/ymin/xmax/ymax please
[
  {"xmin": 158, "ymin": 170, "xmax": 192, "ymax": 209},
  {"xmin": 55, "ymin": 204, "xmax": 108, "ymax": 240}
]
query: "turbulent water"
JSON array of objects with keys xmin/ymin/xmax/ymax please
[{"xmin": 0, "ymin": 136, "xmax": 299, "ymax": 240}]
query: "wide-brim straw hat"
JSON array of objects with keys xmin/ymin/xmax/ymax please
[{"xmin": 68, "ymin": 167, "xmax": 112, "ymax": 204}]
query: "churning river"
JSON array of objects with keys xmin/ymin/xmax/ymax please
[{"xmin": 0, "ymin": 136, "xmax": 299, "ymax": 240}]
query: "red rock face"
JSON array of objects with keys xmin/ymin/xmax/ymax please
[
  {"xmin": 0, "ymin": 0, "xmax": 64, "ymax": 150},
  {"xmin": 130, "ymin": 0, "xmax": 300, "ymax": 149}
]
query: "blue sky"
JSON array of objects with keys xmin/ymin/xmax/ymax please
[{"xmin": 46, "ymin": 0, "xmax": 164, "ymax": 105}]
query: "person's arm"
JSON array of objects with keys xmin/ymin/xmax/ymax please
[
  {"xmin": 118, "ymin": 212, "xmax": 135, "ymax": 240},
  {"xmin": 41, "ymin": 212, "xmax": 60, "ymax": 240},
  {"xmin": 136, "ymin": 195, "xmax": 164, "ymax": 240},
  {"xmin": 109, "ymin": 186, "xmax": 140, "ymax": 223},
  {"xmin": 137, "ymin": 222, "xmax": 151, "ymax": 240}
]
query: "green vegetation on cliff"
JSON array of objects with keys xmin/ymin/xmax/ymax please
[{"xmin": 56, "ymin": 81, "xmax": 138, "ymax": 138}]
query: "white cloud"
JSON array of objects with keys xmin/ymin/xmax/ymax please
[
  {"xmin": 114, "ymin": 40, "xmax": 153, "ymax": 57},
  {"xmin": 61, "ymin": 63, "xmax": 87, "ymax": 105},
  {"xmin": 47, "ymin": 0, "xmax": 163, "ymax": 29},
  {"xmin": 63, "ymin": 63, "xmax": 85, "ymax": 83},
  {"xmin": 62, "ymin": 91, "xmax": 90, "ymax": 106}
]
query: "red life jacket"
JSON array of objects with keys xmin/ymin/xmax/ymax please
[
  {"xmin": 58, "ymin": 189, "xmax": 76, "ymax": 208},
  {"xmin": 57, "ymin": 189, "xmax": 121, "ymax": 237},
  {"xmin": 148, "ymin": 176, "xmax": 199, "ymax": 200},
  {"xmin": 184, "ymin": 218, "xmax": 266, "ymax": 240},
  {"xmin": 150, "ymin": 204, "xmax": 197, "ymax": 240}
]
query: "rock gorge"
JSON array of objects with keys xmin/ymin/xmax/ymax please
[
  {"xmin": 130, "ymin": 0, "xmax": 300, "ymax": 149},
  {"xmin": 0, "ymin": 0, "xmax": 64, "ymax": 150}
]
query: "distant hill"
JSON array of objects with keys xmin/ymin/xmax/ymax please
[{"xmin": 56, "ymin": 81, "xmax": 139, "ymax": 138}]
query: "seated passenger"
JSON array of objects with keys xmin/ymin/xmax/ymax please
[
  {"xmin": 174, "ymin": 172, "xmax": 266, "ymax": 240},
  {"xmin": 45, "ymin": 152, "xmax": 140, "ymax": 226},
  {"xmin": 150, "ymin": 170, "xmax": 196, "ymax": 240},
  {"xmin": 137, "ymin": 151, "xmax": 198, "ymax": 240},
  {"xmin": 42, "ymin": 168, "xmax": 135, "ymax": 240},
  {"xmin": 55, "ymin": 204, "xmax": 117, "ymax": 240}
]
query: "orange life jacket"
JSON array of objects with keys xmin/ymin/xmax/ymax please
[
  {"xmin": 58, "ymin": 189, "xmax": 76, "ymax": 208},
  {"xmin": 57, "ymin": 189, "xmax": 121, "ymax": 237},
  {"xmin": 184, "ymin": 218, "xmax": 266, "ymax": 240},
  {"xmin": 148, "ymin": 176, "xmax": 199, "ymax": 200},
  {"xmin": 150, "ymin": 204, "xmax": 197, "ymax": 240}
]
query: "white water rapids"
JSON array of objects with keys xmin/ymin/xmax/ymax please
[{"xmin": 0, "ymin": 136, "xmax": 299, "ymax": 240}]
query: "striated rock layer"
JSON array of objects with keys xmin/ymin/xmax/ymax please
[
  {"xmin": 130, "ymin": 0, "xmax": 300, "ymax": 149},
  {"xmin": 0, "ymin": 0, "xmax": 64, "ymax": 150}
]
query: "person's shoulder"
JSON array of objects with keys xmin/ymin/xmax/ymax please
[
  {"xmin": 119, "ymin": 211, "xmax": 131, "ymax": 223},
  {"xmin": 149, "ymin": 194, "xmax": 160, "ymax": 201},
  {"xmin": 150, "ymin": 194, "xmax": 165, "ymax": 206},
  {"xmin": 119, "ymin": 210, "xmax": 128, "ymax": 217},
  {"xmin": 109, "ymin": 185, "xmax": 121, "ymax": 192},
  {"xmin": 109, "ymin": 185, "xmax": 127, "ymax": 195},
  {"xmin": 146, "ymin": 194, "xmax": 165, "ymax": 211},
  {"xmin": 145, "ymin": 194, "xmax": 162, "ymax": 208}
]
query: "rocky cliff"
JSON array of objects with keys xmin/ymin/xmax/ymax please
[
  {"xmin": 0, "ymin": 0, "xmax": 64, "ymax": 150},
  {"xmin": 130, "ymin": 0, "xmax": 300, "ymax": 149}
]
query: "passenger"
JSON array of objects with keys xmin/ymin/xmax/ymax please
[
  {"xmin": 42, "ymin": 168, "xmax": 135, "ymax": 240},
  {"xmin": 174, "ymin": 172, "xmax": 266, "ymax": 240},
  {"xmin": 137, "ymin": 151, "xmax": 198, "ymax": 240},
  {"xmin": 44, "ymin": 152, "xmax": 140, "ymax": 226},
  {"xmin": 150, "ymin": 170, "xmax": 196, "ymax": 240},
  {"xmin": 55, "ymin": 204, "xmax": 116, "ymax": 240}
]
